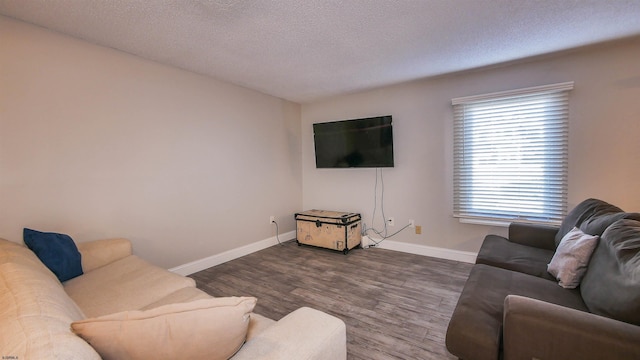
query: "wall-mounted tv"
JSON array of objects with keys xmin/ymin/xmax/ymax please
[{"xmin": 313, "ymin": 115, "xmax": 394, "ymax": 168}]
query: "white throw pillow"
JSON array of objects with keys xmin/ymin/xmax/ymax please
[
  {"xmin": 71, "ymin": 297, "xmax": 256, "ymax": 360},
  {"xmin": 547, "ymin": 227, "xmax": 599, "ymax": 288}
]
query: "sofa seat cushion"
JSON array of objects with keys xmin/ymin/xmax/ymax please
[
  {"xmin": 64, "ymin": 255, "xmax": 196, "ymax": 317},
  {"xmin": 445, "ymin": 264, "xmax": 588, "ymax": 360},
  {"xmin": 580, "ymin": 219, "xmax": 640, "ymax": 325},
  {"xmin": 0, "ymin": 239, "xmax": 100, "ymax": 359},
  {"xmin": 476, "ymin": 235, "xmax": 556, "ymax": 280}
]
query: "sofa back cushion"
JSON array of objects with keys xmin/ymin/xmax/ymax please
[
  {"xmin": 580, "ymin": 212, "xmax": 640, "ymax": 237},
  {"xmin": 580, "ymin": 219, "xmax": 640, "ymax": 325},
  {"xmin": 0, "ymin": 238, "xmax": 99, "ymax": 359},
  {"xmin": 556, "ymin": 198, "xmax": 623, "ymax": 247},
  {"xmin": 64, "ymin": 254, "xmax": 197, "ymax": 318}
]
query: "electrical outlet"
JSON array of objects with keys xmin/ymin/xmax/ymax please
[
  {"xmin": 269, "ymin": 216, "xmax": 275, "ymax": 224},
  {"xmin": 387, "ymin": 217, "xmax": 395, "ymax": 227},
  {"xmin": 415, "ymin": 225, "xmax": 422, "ymax": 234},
  {"xmin": 409, "ymin": 219, "xmax": 415, "ymax": 228}
]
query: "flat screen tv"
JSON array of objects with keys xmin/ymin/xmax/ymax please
[{"xmin": 313, "ymin": 115, "xmax": 394, "ymax": 168}]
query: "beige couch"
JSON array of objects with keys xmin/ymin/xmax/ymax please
[{"xmin": 1, "ymin": 237, "xmax": 347, "ymax": 359}]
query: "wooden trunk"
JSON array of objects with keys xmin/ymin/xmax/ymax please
[{"xmin": 295, "ymin": 210, "xmax": 362, "ymax": 254}]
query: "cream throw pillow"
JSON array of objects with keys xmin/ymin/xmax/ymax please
[
  {"xmin": 71, "ymin": 297, "xmax": 256, "ymax": 360},
  {"xmin": 547, "ymin": 227, "xmax": 599, "ymax": 288}
]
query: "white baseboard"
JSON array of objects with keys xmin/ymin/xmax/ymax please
[
  {"xmin": 170, "ymin": 232, "xmax": 476, "ymax": 276},
  {"xmin": 376, "ymin": 240, "xmax": 477, "ymax": 264},
  {"xmin": 169, "ymin": 230, "xmax": 296, "ymax": 276}
]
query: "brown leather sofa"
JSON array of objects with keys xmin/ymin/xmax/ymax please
[{"xmin": 446, "ymin": 198, "xmax": 640, "ymax": 360}]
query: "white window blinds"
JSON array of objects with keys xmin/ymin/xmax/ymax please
[{"xmin": 452, "ymin": 82, "xmax": 573, "ymax": 225}]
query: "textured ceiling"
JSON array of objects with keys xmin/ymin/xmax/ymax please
[{"xmin": 2, "ymin": 0, "xmax": 640, "ymax": 103}]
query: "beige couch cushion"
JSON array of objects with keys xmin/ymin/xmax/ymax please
[
  {"xmin": 1, "ymin": 238, "xmax": 59, "ymax": 278},
  {"xmin": 77, "ymin": 238, "xmax": 132, "ymax": 272},
  {"xmin": 139, "ymin": 288, "xmax": 276, "ymax": 342},
  {"xmin": 72, "ymin": 297, "xmax": 257, "ymax": 360},
  {"xmin": 0, "ymin": 239, "xmax": 100, "ymax": 359},
  {"xmin": 64, "ymin": 254, "xmax": 197, "ymax": 317},
  {"xmin": 230, "ymin": 307, "xmax": 347, "ymax": 360},
  {"xmin": 140, "ymin": 286, "xmax": 212, "ymax": 310},
  {"xmin": 246, "ymin": 313, "xmax": 276, "ymax": 341}
]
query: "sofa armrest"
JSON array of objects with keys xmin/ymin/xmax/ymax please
[
  {"xmin": 231, "ymin": 307, "xmax": 347, "ymax": 360},
  {"xmin": 508, "ymin": 223, "xmax": 558, "ymax": 250},
  {"xmin": 77, "ymin": 238, "xmax": 132, "ymax": 273},
  {"xmin": 503, "ymin": 295, "xmax": 640, "ymax": 360}
]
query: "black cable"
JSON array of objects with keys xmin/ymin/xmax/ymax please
[
  {"xmin": 371, "ymin": 168, "xmax": 379, "ymax": 234},
  {"xmin": 362, "ymin": 168, "xmax": 402, "ymax": 245},
  {"xmin": 368, "ymin": 168, "xmax": 388, "ymax": 237},
  {"xmin": 366, "ymin": 223, "xmax": 412, "ymax": 246},
  {"xmin": 380, "ymin": 168, "xmax": 388, "ymax": 238},
  {"xmin": 363, "ymin": 168, "xmax": 412, "ymax": 246},
  {"xmin": 272, "ymin": 220, "xmax": 283, "ymax": 245}
]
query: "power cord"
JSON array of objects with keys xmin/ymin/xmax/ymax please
[
  {"xmin": 370, "ymin": 168, "xmax": 389, "ymax": 238},
  {"xmin": 272, "ymin": 220, "xmax": 283, "ymax": 245},
  {"xmin": 362, "ymin": 168, "xmax": 412, "ymax": 246},
  {"xmin": 364, "ymin": 223, "xmax": 412, "ymax": 247}
]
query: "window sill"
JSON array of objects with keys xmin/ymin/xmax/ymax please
[
  {"xmin": 456, "ymin": 216, "xmax": 561, "ymax": 227},
  {"xmin": 458, "ymin": 218, "xmax": 510, "ymax": 227}
]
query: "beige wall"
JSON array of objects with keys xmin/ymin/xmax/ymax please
[
  {"xmin": 3, "ymin": 15, "xmax": 638, "ymax": 266},
  {"xmin": 302, "ymin": 37, "xmax": 640, "ymax": 253},
  {"xmin": 0, "ymin": 16, "xmax": 302, "ymax": 268}
]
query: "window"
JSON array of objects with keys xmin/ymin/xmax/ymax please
[{"xmin": 452, "ymin": 82, "xmax": 573, "ymax": 225}]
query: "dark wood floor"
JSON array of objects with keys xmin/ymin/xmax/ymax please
[{"xmin": 190, "ymin": 240, "xmax": 473, "ymax": 360}]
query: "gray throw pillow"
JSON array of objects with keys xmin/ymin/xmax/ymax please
[{"xmin": 547, "ymin": 227, "xmax": 599, "ymax": 288}]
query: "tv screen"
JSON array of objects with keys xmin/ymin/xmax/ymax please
[{"xmin": 313, "ymin": 115, "xmax": 394, "ymax": 168}]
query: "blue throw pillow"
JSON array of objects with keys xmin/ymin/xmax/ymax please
[{"xmin": 23, "ymin": 228, "xmax": 83, "ymax": 282}]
